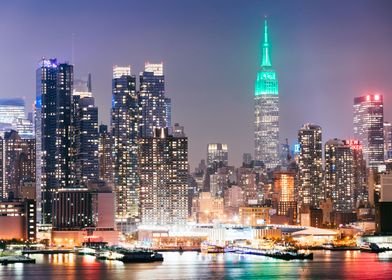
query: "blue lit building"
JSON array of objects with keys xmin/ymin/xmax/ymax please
[{"xmin": 36, "ymin": 58, "xmax": 74, "ymax": 224}]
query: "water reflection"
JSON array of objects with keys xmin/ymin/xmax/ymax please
[{"xmin": 0, "ymin": 251, "xmax": 392, "ymax": 279}]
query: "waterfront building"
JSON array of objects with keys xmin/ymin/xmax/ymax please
[
  {"xmin": 324, "ymin": 139, "xmax": 355, "ymax": 212},
  {"xmin": 52, "ymin": 188, "xmax": 94, "ymax": 229},
  {"xmin": 0, "ymin": 199, "xmax": 36, "ymax": 241},
  {"xmin": 0, "ymin": 130, "xmax": 35, "ymax": 200},
  {"xmin": 254, "ymin": 18, "xmax": 279, "ymax": 169},
  {"xmin": 111, "ymin": 66, "xmax": 139, "ymax": 230},
  {"xmin": 139, "ymin": 127, "xmax": 188, "ymax": 225},
  {"xmin": 353, "ymin": 94, "xmax": 384, "ymax": 168},
  {"xmin": 207, "ymin": 143, "xmax": 228, "ymax": 170},
  {"xmin": 239, "ymin": 206, "xmax": 271, "ymax": 226},
  {"xmin": 139, "ymin": 63, "xmax": 167, "ymax": 137},
  {"xmin": 298, "ymin": 123, "xmax": 323, "ymax": 209}
]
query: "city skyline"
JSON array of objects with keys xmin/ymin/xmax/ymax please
[{"xmin": 1, "ymin": 0, "xmax": 392, "ymax": 169}]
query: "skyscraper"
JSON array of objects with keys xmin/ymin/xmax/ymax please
[
  {"xmin": 345, "ymin": 140, "xmax": 367, "ymax": 206},
  {"xmin": 298, "ymin": 123, "xmax": 323, "ymax": 209},
  {"xmin": 55, "ymin": 63, "xmax": 74, "ymax": 189},
  {"xmin": 207, "ymin": 143, "xmax": 228, "ymax": 170},
  {"xmin": 324, "ymin": 139, "xmax": 355, "ymax": 212},
  {"xmin": 36, "ymin": 58, "xmax": 79, "ymax": 225},
  {"xmin": 139, "ymin": 127, "xmax": 188, "ymax": 225},
  {"xmin": 353, "ymin": 94, "xmax": 384, "ymax": 168},
  {"xmin": 111, "ymin": 66, "xmax": 139, "ymax": 230},
  {"xmin": 0, "ymin": 130, "xmax": 35, "ymax": 200},
  {"xmin": 72, "ymin": 89, "xmax": 99, "ymax": 185},
  {"xmin": 254, "ymin": 18, "xmax": 279, "ymax": 169},
  {"xmin": 139, "ymin": 63, "xmax": 167, "ymax": 137}
]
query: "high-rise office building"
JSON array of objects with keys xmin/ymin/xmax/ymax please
[
  {"xmin": 324, "ymin": 139, "xmax": 355, "ymax": 212},
  {"xmin": 254, "ymin": 18, "xmax": 279, "ymax": 169},
  {"xmin": 139, "ymin": 63, "xmax": 167, "ymax": 137},
  {"xmin": 111, "ymin": 66, "xmax": 139, "ymax": 229},
  {"xmin": 353, "ymin": 94, "xmax": 384, "ymax": 168},
  {"xmin": 0, "ymin": 130, "xmax": 35, "ymax": 200},
  {"xmin": 98, "ymin": 124, "xmax": 114, "ymax": 187},
  {"xmin": 139, "ymin": 127, "xmax": 188, "ymax": 225},
  {"xmin": 298, "ymin": 123, "xmax": 323, "ymax": 209},
  {"xmin": 55, "ymin": 63, "xmax": 75, "ymax": 189},
  {"xmin": 73, "ymin": 84, "xmax": 99, "ymax": 185},
  {"xmin": 36, "ymin": 58, "xmax": 76, "ymax": 224},
  {"xmin": 207, "ymin": 143, "xmax": 228, "ymax": 170},
  {"xmin": 384, "ymin": 122, "xmax": 392, "ymax": 160},
  {"xmin": 345, "ymin": 140, "xmax": 367, "ymax": 206}
]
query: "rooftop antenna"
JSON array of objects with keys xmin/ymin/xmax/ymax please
[{"xmin": 71, "ymin": 33, "xmax": 75, "ymax": 65}]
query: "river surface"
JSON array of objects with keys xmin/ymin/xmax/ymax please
[{"xmin": 1, "ymin": 250, "xmax": 392, "ymax": 279}]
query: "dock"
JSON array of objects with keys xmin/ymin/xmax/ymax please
[
  {"xmin": 0, "ymin": 255, "xmax": 36, "ymax": 265},
  {"xmin": 226, "ymin": 246, "xmax": 313, "ymax": 260}
]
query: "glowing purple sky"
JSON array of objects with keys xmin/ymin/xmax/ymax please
[{"xmin": 0, "ymin": 0, "xmax": 392, "ymax": 168}]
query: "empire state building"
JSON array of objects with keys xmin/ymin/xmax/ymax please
[{"xmin": 254, "ymin": 18, "xmax": 279, "ymax": 169}]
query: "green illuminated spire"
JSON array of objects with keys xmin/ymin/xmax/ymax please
[{"xmin": 261, "ymin": 17, "xmax": 272, "ymax": 67}]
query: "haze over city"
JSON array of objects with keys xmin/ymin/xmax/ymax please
[{"xmin": 1, "ymin": 0, "xmax": 392, "ymax": 168}]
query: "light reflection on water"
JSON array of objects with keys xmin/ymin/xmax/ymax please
[{"xmin": 0, "ymin": 251, "xmax": 392, "ymax": 279}]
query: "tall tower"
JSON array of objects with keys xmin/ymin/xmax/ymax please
[
  {"xmin": 254, "ymin": 18, "xmax": 279, "ymax": 169},
  {"xmin": 324, "ymin": 139, "xmax": 355, "ymax": 212},
  {"xmin": 298, "ymin": 123, "xmax": 323, "ymax": 209},
  {"xmin": 139, "ymin": 63, "xmax": 167, "ymax": 137},
  {"xmin": 36, "ymin": 59, "xmax": 74, "ymax": 224},
  {"xmin": 111, "ymin": 66, "xmax": 139, "ymax": 231},
  {"xmin": 353, "ymin": 94, "xmax": 384, "ymax": 168}
]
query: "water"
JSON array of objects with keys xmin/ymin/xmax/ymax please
[{"xmin": 1, "ymin": 251, "xmax": 392, "ymax": 279}]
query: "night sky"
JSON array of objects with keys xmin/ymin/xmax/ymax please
[{"xmin": 1, "ymin": 0, "xmax": 392, "ymax": 169}]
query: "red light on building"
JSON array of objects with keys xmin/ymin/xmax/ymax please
[
  {"xmin": 344, "ymin": 139, "xmax": 362, "ymax": 150},
  {"xmin": 375, "ymin": 94, "xmax": 380, "ymax": 101}
]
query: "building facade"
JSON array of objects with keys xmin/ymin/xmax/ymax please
[
  {"xmin": 207, "ymin": 143, "xmax": 228, "ymax": 170},
  {"xmin": 298, "ymin": 123, "xmax": 323, "ymax": 209},
  {"xmin": 353, "ymin": 94, "xmax": 384, "ymax": 168},
  {"xmin": 324, "ymin": 139, "xmax": 355, "ymax": 212},
  {"xmin": 254, "ymin": 18, "xmax": 279, "ymax": 169},
  {"xmin": 111, "ymin": 66, "xmax": 139, "ymax": 229},
  {"xmin": 139, "ymin": 63, "xmax": 168, "ymax": 137},
  {"xmin": 0, "ymin": 130, "xmax": 35, "ymax": 200},
  {"xmin": 139, "ymin": 127, "xmax": 188, "ymax": 225}
]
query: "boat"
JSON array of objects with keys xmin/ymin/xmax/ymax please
[
  {"xmin": 116, "ymin": 248, "xmax": 163, "ymax": 263},
  {"xmin": 0, "ymin": 255, "xmax": 36, "ymax": 265},
  {"xmin": 200, "ymin": 242, "xmax": 225, "ymax": 253},
  {"xmin": 360, "ymin": 243, "xmax": 386, "ymax": 253},
  {"xmin": 75, "ymin": 247, "xmax": 96, "ymax": 256}
]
